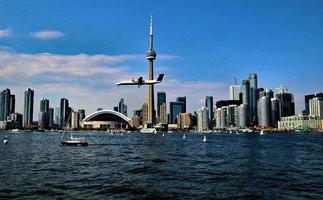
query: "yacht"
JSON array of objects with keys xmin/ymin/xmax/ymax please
[{"xmin": 140, "ymin": 124, "xmax": 157, "ymax": 134}]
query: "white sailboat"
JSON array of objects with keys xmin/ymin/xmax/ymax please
[
  {"xmin": 140, "ymin": 123, "xmax": 157, "ymax": 134},
  {"xmin": 203, "ymin": 135, "xmax": 207, "ymax": 143},
  {"xmin": 60, "ymin": 113, "xmax": 88, "ymax": 146},
  {"xmin": 183, "ymin": 134, "xmax": 186, "ymax": 139},
  {"xmin": 3, "ymin": 136, "xmax": 8, "ymax": 144}
]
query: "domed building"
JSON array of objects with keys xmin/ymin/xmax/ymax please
[{"xmin": 80, "ymin": 110, "xmax": 133, "ymax": 130}]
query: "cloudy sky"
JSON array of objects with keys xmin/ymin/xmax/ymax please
[{"xmin": 0, "ymin": 0, "xmax": 322, "ymax": 118}]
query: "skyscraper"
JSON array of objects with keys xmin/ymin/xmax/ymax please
[
  {"xmin": 271, "ymin": 98, "xmax": 280, "ymax": 127},
  {"xmin": 197, "ymin": 107, "xmax": 208, "ymax": 132},
  {"xmin": 146, "ymin": 16, "xmax": 157, "ymax": 124},
  {"xmin": 39, "ymin": 98, "xmax": 50, "ymax": 129},
  {"xmin": 159, "ymin": 103, "xmax": 168, "ymax": 124},
  {"xmin": 276, "ymin": 91, "xmax": 295, "ymax": 119},
  {"xmin": 176, "ymin": 96, "xmax": 186, "ymax": 113},
  {"xmin": 205, "ymin": 96, "xmax": 214, "ymax": 128},
  {"xmin": 169, "ymin": 101, "xmax": 184, "ymax": 124},
  {"xmin": 118, "ymin": 98, "xmax": 128, "ymax": 116},
  {"xmin": 54, "ymin": 107, "xmax": 61, "ymax": 128},
  {"xmin": 249, "ymin": 73, "xmax": 258, "ymax": 125},
  {"xmin": 78, "ymin": 109, "xmax": 86, "ymax": 120},
  {"xmin": 157, "ymin": 92, "xmax": 166, "ymax": 122},
  {"xmin": 142, "ymin": 103, "xmax": 149, "ymax": 124},
  {"xmin": 9, "ymin": 94, "xmax": 15, "ymax": 114},
  {"xmin": 0, "ymin": 89, "xmax": 11, "ymax": 121},
  {"xmin": 305, "ymin": 92, "xmax": 323, "ymax": 115},
  {"xmin": 48, "ymin": 108, "xmax": 54, "ymax": 128},
  {"xmin": 23, "ymin": 88, "xmax": 34, "ymax": 127},
  {"xmin": 257, "ymin": 96, "xmax": 271, "ymax": 128},
  {"xmin": 60, "ymin": 98, "xmax": 69, "ymax": 128},
  {"xmin": 309, "ymin": 97, "xmax": 323, "ymax": 119},
  {"xmin": 229, "ymin": 85, "xmax": 241, "ymax": 101},
  {"xmin": 241, "ymin": 80, "xmax": 250, "ymax": 126}
]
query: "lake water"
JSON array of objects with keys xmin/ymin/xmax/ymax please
[{"xmin": 0, "ymin": 131, "xmax": 323, "ymax": 199}]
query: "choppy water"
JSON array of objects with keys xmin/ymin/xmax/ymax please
[{"xmin": 0, "ymin": 131, "xmax": 323, "ymax": 199}]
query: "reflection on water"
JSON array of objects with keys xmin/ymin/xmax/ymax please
[{"xmin": 0, "ymin": 131, "xmax": 323, "ymax": 199}]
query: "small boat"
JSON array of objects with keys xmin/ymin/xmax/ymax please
[
  {"xmin": 260, "ymin": 130, "xmax": 264, "ymax": 135},
  {"xmin": 203, "ymin": 135, "xmax": 207, "ymax": 143},
  {"xmin": 182, "ymin": 134, "xmax": 186, "ymax": 139},
  {"xmin": 162, "ymin": 133, "xmax": 165, "ymax": 137},
  {"xmin": 3, "ymin": 139, "xmax": 8, "ymax": 144},
  {"xmin": 140, "ymin": 124, "xmax": 157, "ymax": 134},
  {"xmin": 61, "ymin": 133, "xmax": 88, "ymax": 146}
]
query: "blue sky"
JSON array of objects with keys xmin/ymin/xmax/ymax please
[{"xmin": 0, "ymin": 0, "xmax": 322, "ymax": 116}]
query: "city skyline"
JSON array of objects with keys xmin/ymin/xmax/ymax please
[{"xmin": 0, "ymin": 0, "xmax": 322, "ymax": 117}]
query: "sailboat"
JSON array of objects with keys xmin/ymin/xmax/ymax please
[
  {"xmin": 203, "ymin": 135, "xmax": 207, "ymax": 143},
  {"xmin": 183, "ymin": 134, "xmax": 186, "ymax": 139},
  {"xmin": 60, "ymin": 113, "xmax": 88, "ymax": 146},
  {"xmin": 3, "ymin": 136, "xmax": 8, "ymax": 144}
]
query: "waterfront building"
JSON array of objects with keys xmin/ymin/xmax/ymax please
[
  {"xmin": 271, "ymin": 98, "xmax": 280, "ymax": 127},
  {"xmin": 142, "ymin": 103, "xmax": 149, "ymax": 124},
  {"xmin": 309, "ymin": 97, "xmax": 323, "ymax": 119},
  {"xmin": 71, "ymin": 111, "xmax": 79, "ymax": 130},
  {"xmin": 60, "ymin": 98, "xmax": 69, "ymax": 128},
  {"xmin": 278, "ymin": 115, "xmax": 322, "ymax": 131},
  {"xmin": 159, "ymin": 103, "xmax": 168, "ymax": 124},
  {"xmin": 146, "ymin": 16, "xmax": 157, "ymax": 125},
  {"xmin": 48, "ymin": 108, "xmax": 54, "ymax": 128},
  {"xmin": 169, "ymin": 101, "xmax": 184, "ymax": 124},
  {"xmin": 238, "ymin": 104, "xmax": 249, "ymax": 128},
  {"xmin": 7, "ymin": 113, "xmax": 23, "ymax": 129},
  {"xmin": 257, "ymin": 96, "xmax": 271, "ymax": 128},
  {"xmin": 132, "ymin": 116, "xmax": 141, "ymax": 128},
  {"xmin": 177, "ymin": 113, "xmax": 192, "ymax": 130},
  {"xmin": 197, "ymin": 107, "xmax": 208, "ymax": 132},
  {"xmin": 304, "ymin": 92, "xmax": 323, "ymax": 115},
  {"xmin": 229, "ymin": 85, "xmax": 241, "ymax": 101},
  {"xmin": 215, "ymin": 108, "xmax": 222, "ymax": 129},
  {"xmin": 276, "ymin": 91, "xmax": 295, "ymax": 118},
  {"xmin": 9, "ymin": 94, "xmax": 15, "ymax": 114},
  {"xmin": 0, "ymin": 89, "xmax": 11, "ymax": 121},
  {"xmin": 220, "ymin": 106, "xmax": 228, "ymax": 128},
  {"xmin": 78, "ymin": 109, "xmax": 86, "ymax": 120},
  {"xmin": 54, "ymin": 107, "xmax": 61, "ymax": 128},
  {"xmin": 176, "ymin": 96, "xmax": 186, "ymax": 113},
  {"xmin": 118, "ymin": 98, "xmax": 128, "ymax": 116},
  {"xmin": 205, "ymin": 96, "xmax": 214, "ymax": 128},
  {"xmin": 39, "ymin": 98, "xmax": 50, "ymax": 129},
  {"xmin": 80, "ymin": 110, "xmax": 133, "ymax": 130},
  {"xmin": 227, "ymin": 105, "xmax": 238, "ymax": 127},
  {"xmin": 157, "ymin": 92, "xmax": 166, "ymax": 122},
  {"xmin": 249, "ymin": 73, "xmax": 258, "ymax": 125},
  {"xmin": 23, "ymin": 88, "xmax": 34, "ymax": 128}
]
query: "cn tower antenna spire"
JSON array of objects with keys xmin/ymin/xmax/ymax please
[{"xmin": 150, "ymin": 15, "xmax": 153, "ymax": 36}]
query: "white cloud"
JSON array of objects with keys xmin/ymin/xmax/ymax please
[
  {"xmin": 30, "ymin": 30, "xmax": 64, "ymax": 40},
  {"xmin": 0, "ymin": 49, "xmax": 227, "ymax": 119},
  {"xmin": 0, "ymin": 29, "xmax": 12, "ymax": 37}
]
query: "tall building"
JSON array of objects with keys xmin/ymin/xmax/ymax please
[
  {"xmin": 309, "ymin": 97, "xmax": 323, "ymax": 119},
  {"xmin": 23, "ymin": 88, "xmax": 34, "ymax": 127},
  {"xmin": 157, "ymin": 92, "xmax": 166, "ymax": 122},
  {"xmin": 249, "ymin": 73, "xmax": 258, "ymax": 125},
  {"xmin": 257, "ymin": 96, "xmax": 271, "ymax": 128},
  {"xmin": 205, "ymin": 96, "xmax": 214, "ymax": 128},
  {"xmin": 215, "ymin": 108, "xmax": 222, "ymax": 128},
  {"xmin": 9, "ymin": 94, "xmax": 15, "ymax": 114},
  {"xmin": 142, "ymin": 103, "xmax": 149, "ymax": 124},
  {"xmin": 60, "ymin": 98, "xmax": 69, "ymax": 128},
  {"xmin": 118, "ymin": 98, "xmax": 128, "ymax": 116},
  {"xmin": 39, "ymin": 98, "xmax": 50, "ymax": 129},
  {"xmin": 159, "ymin": 103, "xmax": 168, "ymax": 124},
  {"xmin": 54, "ymin": 107, "xmax": 61, "ymax": 128},
  {"xmin": 78, "ymin": 109, "xmax": 86, "ymax": 120},
  {"xmin": 271, "ymin": 98, "xmax": 280, "ymax": 127},
  {"xmin": 238, "ymin": 104, "xmax": 249, "ymax": 128},
  {"xmin": 169, "ymin": 101, "xmax": 184, "ymax": 124},
  {"xmin": 197, "ymin": 107, "xmax": 208, "ymax": 132},
  {"xmin": 0, "ymin": 89, "xmax": 11, "ymax": 121},
  {"xmin": 146, "ymin": 16, "xmax": 157, "ymax": 124},
  {"xmin": 176, "ymin": 96, "xmax": 186, "ymax": 113},
  {"xmin": 177, "ymin": 113, "xmax": 192, "ymax": 130},
  {"xmin": 229, "ymin": 85, "xmax": 241, "ymax": 101},
  {"xmin": 71, "ymin": 111, "xmax": 79, "ymax": 130},
  {"xmin": 48, "ymin": 108, "xmax": 54, "ymax": 128},
  {"xmin": 276, "ymin": 91, "xmax": 295, "ymax": 118},
  {"xmin": 305, "ymin": 92, "xmax": 323, "ymax": 115},
  {"xmin": 227, "ymin": 104, "xmax": 238, "ymax": 127}
]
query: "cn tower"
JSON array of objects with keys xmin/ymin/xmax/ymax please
[{"xmin": 146, "ymin": 16, "xmax": 157, "ymax": 125}]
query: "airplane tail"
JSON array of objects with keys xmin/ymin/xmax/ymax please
[{"xmin": 156, "ymin": 74, "xmax": 164, "ymax": 81}]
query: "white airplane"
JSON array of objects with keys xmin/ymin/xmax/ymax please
[{"xmin": 116, "ymin": 74, "xmax": 164, "ymax": 87}]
